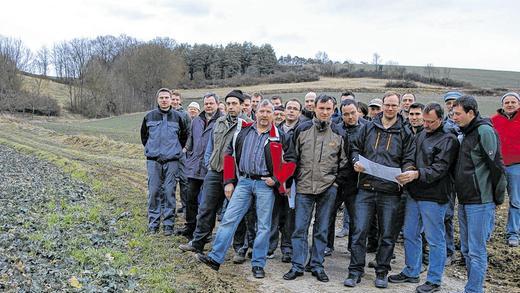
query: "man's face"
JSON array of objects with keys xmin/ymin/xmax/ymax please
[
  {"xmin": 452, "ymin": 105, "xmax": 475, "ymax": 127},
  {"xmin": 408, "ymin": 107, "xmax": 424, "ymax": 127},
  {"xmin": 305, "ymin": 97, "xmax": 315, "ymax": 111},
  {"xmin": 401, "ymin": 94, "xmax": 414, "ymax": 112},
  {"xmin": 225, "ymin": 97, "xmax": 242, "ymax": 117},
  {"xmin": 243, "ymin": 98, "xmax": 252, "ymax": 115},
  {"xmin": 157, "ymin": 92, "xmax": 171, "ymax": 110},
  {"xmin": 368, "ymin": 106, "xmax": 381, "ymax": 118},
  {"xmin": 188, "ymin": 107, "xmax": 199, "ymax": 118},
  {"xmin": 284, "ymin": 101, "xmax": 301, "ymax": 123},
  {"xmin": 341, "ymin": 104, "xmax": 358, "ymax": 126},
  {"xmin": 423, "ymin": 110, "xmax": 442, "ymax": 133},
  {"xmin": 274, "ymin": 109, "xmax": 285, "ymax": 125},
  {"xmin": 445, "ymin": 100, "xmax": 455, "ymax": 113},
  {"xmin": 171, "ymin": 94, "xmax": 181, "ymax": 109},
  {"xmin": 204, "ymin": 96, "xmax": 218, "ymax": 115},
  {"xmin": 272, "ymin": 98, "xmax": 282, "ymax": 107},
  {"xmin": 315, "ymin": 100, "xmax": 334, "ymax": 122},
  {"xmin": 382, "ymin": 95, "xmax": 399, "ymax": 120},
  {"xmin": 503, "ymin": 96, "xmax": 519, "ymax": 116},
  {"xmin": 251, "ymin": 96, "xmax": 261, "ymax": 109},
  {"xmin": 256, "ymin": 105, "xmax": 274, "ymax": 128},
  {"xmin": 219, "ymin": 103, "xmax": 226, "ymax": 114}
]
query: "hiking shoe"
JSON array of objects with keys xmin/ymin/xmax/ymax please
[
  {"xmin": 416, "ymin": 281, "xmax": 440, "ymax": 293},
  {"xmin": 195, "ymin": 253, "xmax": 220, "ymax": 271},
  {"xmin": 508, "ymin": 238, "xmax": 519, "ymax": 247},
  {"xmin": 374, "ymin": 272, "xmax": 388, "ymax": 288},
  {"xmin": 311, "ymin": 270, "xmax": 329, "ymax": 282},
  {"xmin": 344, "ymin": 274, "xmax": 361, "ymax": 287},
  {"xmin": 283, "ymin": 269, "xmax": 303, "ymax": 280},
  {"xmin": 163, "ymin": 226, "xmax": 174, "ymax": 236},
  {"xmin": 252, "ymin": 266, "xmax": 265, "ymax": 278},
  {"xmin": 233, "ymin": 251, "xmax": 246, "ymax": 264},
  {"xmin": 281, "ymin": 252, "xmax": 292, "ymax": 263},
  {"xmin": 267, "ymin": 252, "xmax": 275, "ymax": 259},
  {"xmin": 389, "ymin": 272, "xmax": 420, "ymax": 283},
  {"xmin": 179, "ymin": 241, "xmax": 201, "ymax": 253}
]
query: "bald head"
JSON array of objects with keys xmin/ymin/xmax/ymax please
[{"xmin": 304, "ymin": 92, "xmax": 317, "ymax": 112}]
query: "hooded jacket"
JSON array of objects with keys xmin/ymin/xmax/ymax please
[
  {"xmin": 351, "ymin": 113, "xmax": 416, "ymax": 194},
  {"xmin": 185, "ymin": 110, "xmax": 222, "ymax": 179},
  {"xmin": 491, "ymin": 109, "xmax": 520, "ymax": 166},
  {"xmin": 140, "ymin": 106, "xmax": 188, "ymax": 162},
  {"xmin": 408, "ymin": 123, "xmax": 459, "ymax": 203},
  {"xmin": 455, "ymin": 115, "xmax": 507, "ymax": 205},
  {"xmin": 293, "ymin": 118, "xmax": 348, "ymax": 195}
]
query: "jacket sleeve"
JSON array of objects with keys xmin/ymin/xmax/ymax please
[
  {"xmin": 178, "ymin": 113, "xmax": 188, "ymax": 148},
  {"xmin": 223, "ymin": 133, "xmax": 238, "ymax": 186},
  {"xmin": 350, "ymin": 123, "xmax": 366, "ymax": 165},
  {"xmin": 478, "ymin": 125, "xmax": 507, "ymax": 205},
  {"xmin": 335, "ymin": 135, "xmax": 351, "ymax": 186},
  {"xmin": 204, "ymin": 130, "xmax": 214, "ymax": 168},
  {"xmin": 418, "ymin": 136, "xmax": 459, "ymax": 184},
  {"xmin": 401, "ymin": 130, "xmax": 417, "ymax": 171},
  {"xmin": 140, "ymin": 116, "xmax": 148, "ymax": 146},
  {"xmin": 272, "ymin": 132, "xmax": 297, "ymax": 192},
  {"xmin": 185, "ymin": 120, "xmax": 194, "ymax": 152}
]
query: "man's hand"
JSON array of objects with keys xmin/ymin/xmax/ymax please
[
  {"xmin": 262, "ymin": 177, "xmax": 276, "ymax": 187},
  {"xmin": 285, "ymin": 188, "xmax": 291, "ymax": 197},
  {"xmin": 224, "ymin": 183, "xmax": 234, "ymax": 199},
  {"xmin": 353, "ymin": 161, "xmax": 365, "ymax": 173},
  {"xmin": 396, "ymin": 171, "xmax": 419, "ymax": 185}
]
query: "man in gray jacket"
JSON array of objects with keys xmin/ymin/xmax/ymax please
[
  {"xmin": 283, "ymin": 94, "xmax": 348, "ymax": 283},
  {"xmin": 140, "ymin": 88, "xmax": 188, "ymax": 235}
]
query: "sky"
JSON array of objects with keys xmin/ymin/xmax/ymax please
[{"xmin": 1, "ymin": 0, "xmax": 519, "ymax": 72}]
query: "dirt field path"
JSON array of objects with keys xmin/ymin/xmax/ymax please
[{"xmin": 236, "ymin": 228, "xmax": 467, "ymax": 293}]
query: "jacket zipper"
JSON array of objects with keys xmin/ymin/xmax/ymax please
[
  {"xmin": 374, "ymin": 132, "xmax": 381, "ymax": 150},
  {"xmin": 386, "ymin": 133, "xmax": 392, "ymax": 151}
]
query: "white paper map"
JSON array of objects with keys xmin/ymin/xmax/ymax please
[{"xmin": 358, "ymin": 155, "xmax": 402, "ymax": 183}]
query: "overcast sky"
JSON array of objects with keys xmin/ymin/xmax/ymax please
[{"xmin": 1, "ymin": 0, "xmax": 519, "ymax": 71}]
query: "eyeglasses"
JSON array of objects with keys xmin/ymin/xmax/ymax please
[{"xmin": 286, "ymin": 106, "xmax": 300, "ymax": 111}]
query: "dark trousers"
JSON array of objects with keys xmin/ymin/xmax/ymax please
[
  {"xmin": 185, "ymin": 178, "xmax": 204, "ymax": 235},
  {"xmin": 348, "ymin": 190, "xmax": 401, "ymax": 275},
  {"xmin": 176, "ymin": 154, "xmax": 189, "ymax": 209},
  {"xmin": 269, "ymin": 194, "xmax": 295, "ymax": 254},
  {"xmin": 191, "ymin": 170, "xmax": 245, "ymax": 251},
  {"xmin": 327, "ymin": 186, "xmax": 356, "ymax": 250}
]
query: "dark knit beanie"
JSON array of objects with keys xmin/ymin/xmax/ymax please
[{"xmin": 225, "ymin": 89, "xmax": 244, "ymax": 103}]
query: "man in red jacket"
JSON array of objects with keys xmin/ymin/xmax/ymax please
[{"xmin": 491, "ymin": 92, "xmax": 520, "ymax": 247}]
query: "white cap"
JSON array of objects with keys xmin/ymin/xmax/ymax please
[{"xmin": 188, "ymin": 102, "xmax": 200, "ymax": 111}]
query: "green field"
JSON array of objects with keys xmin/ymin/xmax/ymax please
[{"xmin": 350, "ymin": 64, "xmax": 520, "ymax": 89}]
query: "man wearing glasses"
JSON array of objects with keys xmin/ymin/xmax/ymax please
[{"xmin": 345, "ymin": 91, "xmax": 416, "ymax": 288}]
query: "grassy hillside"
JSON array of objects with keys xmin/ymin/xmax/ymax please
[{"xmin": 351, "ymin": 64, "xmax": 520, "ymax": 89}]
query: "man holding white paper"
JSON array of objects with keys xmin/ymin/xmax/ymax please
[{"xmin": 344, "ymin": 91, "xmax": 416, "ymax": 288}]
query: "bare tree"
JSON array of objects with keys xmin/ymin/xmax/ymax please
[
  {"xmin": 424, "ymin": 63, "xmax": 439, "ymax": 82},
  {"xmin": 372, "ymin": 53, "xmax": 382, "ymax": 71}
]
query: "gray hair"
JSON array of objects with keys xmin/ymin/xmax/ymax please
[
  {"xmin": 256, "ymin": 99, "xmax": 274, "ymax": 112},
  {"xmin": 203, "ymin": 92, "xmax": 219, "ymax": 103}
]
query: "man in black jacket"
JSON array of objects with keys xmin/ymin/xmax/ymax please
[
  {"xmin": 389, "ymin": 103, "xmax": 459, "ymax": 293},
  {"xmin": 344, "ymin": 91, "xmax": 416, "ymax": 288}
]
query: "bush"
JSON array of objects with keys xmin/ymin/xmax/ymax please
[
  {"xmin": 385, "ymin": 80, "xmax": 418, "ymax": 88},
  {"xmin": 0, "ymin": 92, "xmax": 61, "ymax": 116}
]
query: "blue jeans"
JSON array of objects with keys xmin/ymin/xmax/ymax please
[
  {"xmin": 208, "ymin": 177, "xmax": 275, "ymax": 268},
  {"xmin": 348, "ymin": 190, "xmax": 401, "ymax": 275},
  {"xmin": 402, "ymin": 197, "xmax": 448, "ymax": 285},
  {"xmin": 146, "ymin": 160, "xmax": 178, "ymax": 228},
  {"xmin": 458, "ymin": 202, "xmax": 495, "ymax": 293},
  {"xmin": 506, "ymin": 164, "xmax": 520, "ymax": 241},
  {"xmin": 291, "ymin": 185, "xmax": 337, "ymax": 273}
]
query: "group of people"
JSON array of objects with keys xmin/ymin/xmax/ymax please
[{"xmin": 140, "ymin": 88, "xmax": 519, "ymax": 293}]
